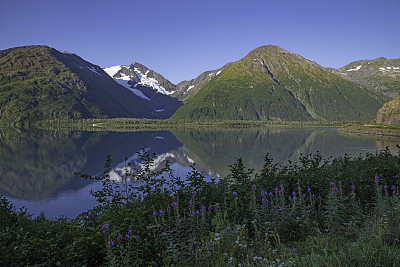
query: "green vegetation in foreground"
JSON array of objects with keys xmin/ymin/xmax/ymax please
[
  {"xmin": 31, "ymin": 117, "xmax": 370, "ymax": 131},
  {"xmin": 2, "ymin": 149, "xmax": 400, "ymax": 266}
]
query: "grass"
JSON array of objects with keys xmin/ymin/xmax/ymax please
[
  {"xmin": 1, "ymin": 148, "xmax": 400, "ymax": 266},
  {"xmin": 29, "ymin": 117, "xmax": 369, "ymax": 132}
]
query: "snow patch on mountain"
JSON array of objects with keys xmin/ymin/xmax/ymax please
[
  {"xmin": 88, "ymin": 66, "xmax": 102, "ymax": 76},
  {"xmin": 103, "ymin": 65, "xmax": 123, "ymax": 77},
  {"xmin": 379, "ymin": 66, "xmax": 400, "ymax": 72},
  {"xmin": 347, "ymin": 65, "xmax": 362, "ymax": 72},
  {"xmin": 105, "ymin": 69, "xmax": 150, "ymax": 100},
  {"xmin": 133, "ymin": 68, "xmax": 174, "ymax": 95}
]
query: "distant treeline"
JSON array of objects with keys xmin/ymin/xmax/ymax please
[{"xmin": 32, "ymin": 118, "xmax": 370, "ymax": 131}]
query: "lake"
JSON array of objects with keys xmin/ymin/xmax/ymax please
[{"xmin": 0, "ymin": 127, "xmax": 398, "ymax": 219}]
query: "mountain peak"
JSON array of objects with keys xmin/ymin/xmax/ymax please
[
  {"xmin": 104, "ymin": 62, "xmax": 176, "ymax": 95},
  {"xmin": 173, "ymin": 44, "xmax": 388, "ymax": 121}
]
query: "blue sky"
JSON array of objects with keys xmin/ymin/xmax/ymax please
[{"xmin": 1, "ymin": 0, "xmax": 399, "ymax": 84}]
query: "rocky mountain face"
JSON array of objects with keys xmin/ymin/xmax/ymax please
[
  {"xmin": 375, "ymin": 94, "xmax": 400, "ymax": 125},
  {"xmin": 0, "ymin": 45, "xmax": 182, "ymax": 124},
  {"xmin": 328, "ymin": 57, "xmax": 400, "ymax": 98},
  {"xmin": 102, "ymin": 63, "xmax": 182, "ymax": 118},
  {"xmin": 172, "ymin": 45, "xmax": 389, "ymax": 121}
]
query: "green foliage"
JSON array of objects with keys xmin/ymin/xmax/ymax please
[
  {"xmin": 0, "ymin": 46, "xmax": 106, "ymax": 125},
  {"xmin": 2, "ymin": 149, "xmax": 400, "ymax": 265}
]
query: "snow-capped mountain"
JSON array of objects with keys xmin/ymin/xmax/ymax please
[
  {"xmin": 103, "ymin": 62, "xmax": 182, "ymax": 118},
  {"xmin": 104, "ymin": 63, "xmax": 176, "ymax": 97}
]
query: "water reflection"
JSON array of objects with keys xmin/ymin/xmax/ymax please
[
  {"xmin": 1, "ymin": 127, "xmax": 399, "ymax": 218},
  {"xmin": 0, "ymin": 128, "xmax": 182, "ymax": 200}
]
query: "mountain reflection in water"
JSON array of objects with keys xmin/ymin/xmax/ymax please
[{"xmin": 0, "ymin": 127, "xmax": 398, "ymax": 218}]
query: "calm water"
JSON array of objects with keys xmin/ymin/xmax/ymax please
[{"xmin": 0, "ymin": 127, "xmax": 398, "ymax": 219}]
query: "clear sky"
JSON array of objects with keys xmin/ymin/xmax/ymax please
[{"xmin": 1, "ymin": 0, "xmax": 399, "ymax": 84}]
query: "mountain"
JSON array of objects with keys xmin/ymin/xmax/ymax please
[
  {"xmin": 375, "ymin": 93, "xmax": 400, "ymax": 125},
  {"xmin": 172, "ymin": 45, "xmax": 389, "ymax": 121},
  {"xmin": 328, "ymin": 57, "xmax": 400, "ymax": 98},
  {"xmin": 175, "ymin": 64, "xmax": 230, "ymax": 101},
  {"xmin": 102, "ymin": 63, "xmax": 182, "ymax": 117},
  {"xmin": 103, "ymin": 63, "xmax": 176, "ymax": 96},
  {"xmin": 0, "ymin": 45, "xmax": 181, "ymax": 124}
]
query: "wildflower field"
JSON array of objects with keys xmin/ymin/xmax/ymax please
[{"xmin": 1, "ymin": 149, "xmax": 400, "ymax": 266}]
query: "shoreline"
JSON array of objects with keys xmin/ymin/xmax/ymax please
[{"xmin": 338, "ymin": 125, "xmax": 400, "ymax": 140}]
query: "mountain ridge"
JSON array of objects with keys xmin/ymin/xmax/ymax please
[
  {"xmin": 0, "ymin": 45, "xmax": 182, "ymax": 124},
  {"xmin": 1, "ymin": 44, "xmax": 398, "ymax": 124},
  {"xmin": 172, "ymin": 45, "xmax": 389, "ymax": 121},
  {"xmin": 327, "ymin": 57, "xmax": 400, "ymax": 97}
]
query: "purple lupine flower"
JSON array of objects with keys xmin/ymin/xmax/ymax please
[
  {"xmin": 166, "ymin": 206, "xmax": 171, "ymax": 213},
  {"xmin": 308, "ymin": 188, "xmax": 311, "ymax": 193},
  {"xmin": 201, "ymin": 205, "xmax": 206, "ymax": 212},
  {"xmin": 208, "ymin": 204, "xmax": 213, "ymax": 211},
  {"xmin": 159, "ymin": 209, "xmax": 165, "ymax": 216},
  {"xmin": 288, "ymin": 196, "xmax": 292, "ymax": 202},
  {"xmin": 252, "ymin": 185, "xmax": 257, "ymax": 191},
  {"xmin": 330, "ymin": 182, "xmax": 334, "ymax": 186},
  {"xmin": 375, "ymin": 175, "xmax": 379, "ymax": 184},
  {"xmin": 269, "ymin": 192, "xmax": 273, "ymax": 197},
  {"xmin": 192, "ymin": 191, "xmax": 196, "ymax": 197},
  {"xmin": 153, "ymin": 211, "xmax": 158, "ymax": 217},
  {"xmin": 384, "ymin": 185, "xmax": 388, "ymax": 190},
  {"xmin": 195, "ymin": 210, "xmax": 200, "ymax": 215},
  {"xmin": 125, "ymin": 234, "xmax": 130, "ymax": 240},
  {"xmin": 135, "ymin": 235, "xmax": 139, "ymax": 241},
  {"xmin": 275, "ymin": 188, "xmax": 279, "ymax": 195},
  {"xmin": 260, "ymin": 190, "xmax": 265, "ymax": 196},
  {"xmin": 189, "ymin": 201, "xmax": 194, "ymax": 208},
  {"xmin": 128, "ymin": 230, "xmax": 133, "ymax": 235},
  {"xmin": 280, "ymin": 184, "xmax": 285, "ymax": 193},
  {"xmin": 117, "ymin": 233, "xmax": 122, "ymax": 242},
  {"xmin": 172, "ymin": 202, "xmax": 179, "ymax": 207},
  {"xmin": 392, "ymin": 185, "xmax": 396, "ymax": 192},
  {"xmin": 138, "ymin": 221, "xmax": 142, "ymax": 226},
  {"xmin": 318, "ymin": 196, "xmax": 322, "ymax": 200},
  {"xmin": 377, "ymin": 187, "xmax": 382, "ymax": 192},
  {"xmin": 108, "ymin": 240, "xmax": 114, "ymax": 247},
  {"xmin": 293, "ymin": 197, "xmax": 298, "ymax": 202},
  {"xmin": 292, "ymin": 192, "xmax": 296, "ymax": 197},
  {"xmin": 332, "ymin": 187, "xmax": 339, "ymax": 194},
  {"xmin": 312, "ymin": 194, "xmax": 315, "ymax": 199},
  {"xmin": 351, "ymin": 185, "xmax": 356, "ymax": 191},
  {"xmin": 102, "ymin": 223, "xmax": 108, "ymax": 230},
  {"xmin": 233, "ymin": 191, "xmax": 238, "ymax": 197}
]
